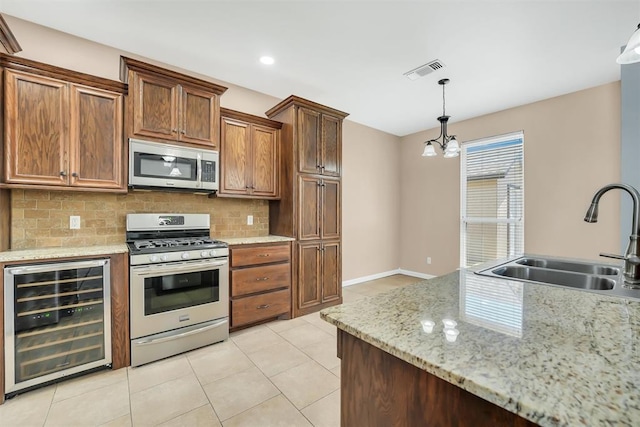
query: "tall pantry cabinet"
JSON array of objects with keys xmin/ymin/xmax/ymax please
[{"xmin": 266, "ymin": 96, "xmax": 348, "ymax": 317}]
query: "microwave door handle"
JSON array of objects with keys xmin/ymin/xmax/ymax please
[
  {"xmin": 132, "ymin": 259, "xmax": 228, "ymax": 276},
  {"xmin": 197, "ymin": 153, "xmax": 202, "ymax": 188}
]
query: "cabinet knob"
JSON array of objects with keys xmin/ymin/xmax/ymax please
[
  {"xmin": 171, "ymin": 128, "xmax": 178, "ymax": 133},
  {"xmin": 320, "ymin": 165, "xmax": 325, "ymax": 170},
  {"xmin": 180, "ymin": 129, "xmax": 186, "ymax": 135},
  {"xmin": 71, "ymin": 172, "xmax": 78, "ymax": 178},
  {"xmin": 59, "ymin": 171, "xmax": 67, "ymax": 177},
  {"xmin": 317, "ymin": 164, "xmax": 322, "ymax": 169}
]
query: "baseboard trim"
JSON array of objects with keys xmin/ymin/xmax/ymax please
[
  {"xmin": 342, "ymin": 269, "xmax": 401, "ymax": 287},
  {"xmin": 398, "ymin": 269, "xmax": 436, "ymax": 280},
  {"xmin": 342, "ymin": 269, "xmax": 435, "ymax": 287}
]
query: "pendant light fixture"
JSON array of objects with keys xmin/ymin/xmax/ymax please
[
  {"xmin": 618, "ymin": 23, "xmax": 640, "ymax": 64},
  {"xmin": 422, "ymin": 78, "xmax": 460, "ymax": 158}
]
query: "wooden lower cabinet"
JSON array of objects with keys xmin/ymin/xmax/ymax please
[
  {"xmin": 296, "ymin": 240, "xmax": 341, "ymax": 317},
  {"xmin": 229, "ymin": 242, "xmax": 291, "ymax": 330},
  {"xmin": 338, "ymin": 330, "xmax": 539, "ymax": 427}
]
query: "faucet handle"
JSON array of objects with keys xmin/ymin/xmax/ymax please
[
  {"xmin": 600, "ymin": 252, "xmax": 626, "ymax": 260},
  {"xmin": 600, "ymin": 253, "xmax": 640, "ymax": 265}
]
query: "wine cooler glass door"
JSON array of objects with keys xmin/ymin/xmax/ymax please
[{"xmin": 4, "ymin": 259, "xmax": 112, "ymax": 394}]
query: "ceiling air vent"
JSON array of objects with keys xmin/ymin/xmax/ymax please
[{"xmin": 403, "ymin": 60, "xmax": 446, "ymax": 81}]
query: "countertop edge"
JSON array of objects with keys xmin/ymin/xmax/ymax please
[
  {"xmin": 223, "ymin": 235, "xmax": 295, "ymax": 245},
  {"xmin": 0, "ymin": 244, "xmax": 129, "ymax": 263}
]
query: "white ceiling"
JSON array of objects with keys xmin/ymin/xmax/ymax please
[{"xmin": 2, "ymin": 0, "xmax": 639, "ymax": 137}]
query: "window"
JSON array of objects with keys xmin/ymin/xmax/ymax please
[{"xmin": 460, "ymin": 132, "xmax": 524, "ymax": 268}]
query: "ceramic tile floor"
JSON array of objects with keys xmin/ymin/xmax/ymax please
[{"xmin": 0, "ymin": 274, "xmax": 420, "ymax": 427}]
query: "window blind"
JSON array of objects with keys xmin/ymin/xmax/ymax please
[{"xmin": 461, "ymin": 132, "xmax": 524, "ymax": 267}]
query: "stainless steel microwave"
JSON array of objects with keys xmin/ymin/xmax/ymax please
[{"xmin": 128, "ymin": 139, "xmax": 218, "ymax": 193}]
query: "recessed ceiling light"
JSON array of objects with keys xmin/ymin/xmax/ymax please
[{"xmin": 260, "ymin": 56, "xmax": 275, "ymax": 65}]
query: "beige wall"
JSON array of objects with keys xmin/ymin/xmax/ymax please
[
  {"xmin": 3, "ymin": 15, "xmax": 402, "ymax": 282},
  {"xmin": 341, "ymin": 121, "xmax": 401, "ymax": 281},
  {"xmin": 400, "ymin": 82, "xmax": 622, "ymax": 276}
]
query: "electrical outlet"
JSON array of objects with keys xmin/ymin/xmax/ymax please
[
  {"xmin": 247, "ymin": 215, "xmax": 253, "ymax": 225},
  {"xmin": 70, "ymin": 216, "xmax": 81, "ymax": 230},
  {"xmin": 426, "ymin": 257, "xmax": 432, "ymax": 265}
]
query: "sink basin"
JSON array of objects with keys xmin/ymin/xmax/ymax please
[
  {"xmin": 514, "ymin": 257, "xmax": 619, "ymax": 276},
  {"xmin": 490, "ymin": 266, "xmax": 615, "ymax": 290},
  {"xmin": 474, "ymin": 255, "xmax": 640, "ymax": 301}
]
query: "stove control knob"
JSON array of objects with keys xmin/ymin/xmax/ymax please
[
  {"xmin": 161, "ymin": 254, "xmax": 169, "ymax": 262},
  {"xmin": 200, "ymin": 251, "xmax": 209, "ymax": 258},
  {"xmin": 209, "ymin": 250, "xmax": 217, "ymax": 257},
  {"xmin": 149, "ymin": 255, "xmax": 159, "ymax": 263},
  {"xmin": 181, "ymin": 252, "xmax": 190, "ymax": 260}
]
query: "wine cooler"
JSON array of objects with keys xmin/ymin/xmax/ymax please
[{"xmin": 4, "ymin": 259, "xmax": 112, "ymax": 395}]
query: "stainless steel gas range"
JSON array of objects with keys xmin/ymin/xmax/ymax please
[{"xmin": 126, "ymin": 213, "xmax": 229, "ymax": 367}]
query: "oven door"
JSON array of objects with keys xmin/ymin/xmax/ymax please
[{"xmin": 129, "ymin": 258, "xmax": 229, "ymax": 339}]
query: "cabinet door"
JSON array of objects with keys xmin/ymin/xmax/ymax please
[
  {"xmin": 298, "ymin": 176, "xmax": 321, "ymax": 240},
  {"xmin": 132, "ymin": 72, "xmax": 178, "ymax": 141},
  {"xmin": 298, "ymin": 242, "xmax": 322, "ymax": 309},
  {"xmin": 251, "ymin": 125, "xmax": 279, "ymax": 198},
  {"xmin": 4, "ymin": 70, "xmax": 68, "ymax": 186},
  {"xmin": 321, "ymin": 114, "xmax": 341, "ymax": 177},
  {"xmin": 69, "ymin": 84, "xmax": 123, "ymax": 189},
  {"xmin": 180, "ymin": 85, "xmax": 218, "ymax": 147},
  {"xmin": 220, "ymin": 117, "xmax": 250, "ymax": 195},
  {"xmin": 321, "ymin": 178, "xmax": 341, "ymax": 240},
  {"xmin": 321, "ymin": 241, "xmax": 341, "ymax": 303},
  {"xmin": 297, "ymin": 107, "xmax": 321, "ymax": 174}
]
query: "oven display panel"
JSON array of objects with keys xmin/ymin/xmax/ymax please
[{"xmin": 143, "ymin": 269, "xmax": 220, "ymax": 315}]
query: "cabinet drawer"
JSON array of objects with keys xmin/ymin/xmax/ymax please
[
  {"xmin": 231, "ymin": 263, "xmax": 290, "ymax": 297},
  {"xmin": 232, "ymin": 289, "xmax": 290, "ymax": 327},
  {"xmin": 231, "ymin": 244, "xmax": 290, "ymax": 267}
]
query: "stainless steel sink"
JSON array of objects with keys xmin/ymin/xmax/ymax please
[
  {"xmin": 475, "ymin": 255, "xmax": 640, "ymax": 301},
  {"xmin": 514, "ymin": 257, "xmax": 619, "ymax": 276},
  {"xmin": 490, "ymin": 266, "xmax": 615, "ymax": 290}
]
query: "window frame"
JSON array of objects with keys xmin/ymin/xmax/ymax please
[{"xmin": 460, "ymin": 131, "xmax": 525, "ymax": 268}]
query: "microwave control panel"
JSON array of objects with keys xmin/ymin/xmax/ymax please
[{"xmin": 202, "ymin": 161, "xmax": 216, "ymax": 183}]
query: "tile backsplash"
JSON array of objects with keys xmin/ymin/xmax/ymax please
[{"xmin": 10, "ymin": 190, "xmax": 269, "ymax": 250}]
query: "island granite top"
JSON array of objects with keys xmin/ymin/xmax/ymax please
[
  {"xmin": 0, "ymin": 244, "xmax": 129, "ymax": 263},
  {"xmin": 321, "ymin": 270, "xmax": 640, "ymax": 426}
]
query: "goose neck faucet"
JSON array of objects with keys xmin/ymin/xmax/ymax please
[{"xmin": 584, "ymin": 183, "xmax": 640, "ymax": 287}]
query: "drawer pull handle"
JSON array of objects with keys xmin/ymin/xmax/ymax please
[
  {"xmin": 256, "ymin": 277, "xmax": 270, "ymax": 281},
  {"xmin": 257, "ymin": 254, "xmax": 270, "ymax": 257},
  {"xmin": 257, "ymin": 304, "xmax": 270, "ymax": 309}
]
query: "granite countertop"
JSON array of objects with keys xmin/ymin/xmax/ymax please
[
  {"xmin": 0, "ymin": 244, "xmax": 129, "ymax": 263},
  {"xmin": 222, "ymin": 235, "xmax": 295, "ymax": 245},
  {"xmin": 321, "ymin": 269, "xmax": 640, "ymax": 426}
]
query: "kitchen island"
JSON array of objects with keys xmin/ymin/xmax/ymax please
[{"xmin": 321, "ymin": 270, "xmax": 640, "ymax": 426}]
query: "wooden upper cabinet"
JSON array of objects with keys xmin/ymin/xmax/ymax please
[
  {"xmin": 321, "ymin": 114, "xmax": 341, "ymax": 177},
  {"xmin": 219, "ymin": 108, "xmax": 281, "ymax": 199},
  {"xmin": 70, "ymin": 84, "xmax": 123, "ymax": 189},
  {"xmin": 5, "ymin": 70, "xmax": 68, "ymax": 186},
  {"xmin": 2, "ymin": 55, "xmax": 126, "ymax": 192},
  {"xmin": 132, "ymin": 72, "xmax": 177, "ymax": 140},
  {"xmin": 120, "ymin": 57, "xmax": 227, "ymax": 149},
  {"xmin": 297, "ymin": 108, "xmax": 341, "ymax": 177},
  {"xmin": 298, "ymin": 107, "xmax": 321, "ymax": 175},
  {"xmin": 180, "ymin": 85, "xmax": 217, "ymax": 145}
]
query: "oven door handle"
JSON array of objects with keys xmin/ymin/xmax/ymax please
[
  {"xmin": 131, "ymin": 259, "xmax": 228, "ymax": 276},
  {"xmin": 133, "ymin": 318, "xmax": 228, "ymax": 346}
]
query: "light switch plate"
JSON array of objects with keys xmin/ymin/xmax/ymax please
[{"xmin": 247, "ymin": 215, "xmax": 253, "ymax": 225}]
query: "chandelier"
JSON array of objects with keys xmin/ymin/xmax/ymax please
[
  {"xmin": 422, "ymin": 78, "xmax": 460, "ymax": 158},
  {"xmin": 618, "ymin": 23, "xmax": 640, "ymax": 64}
]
